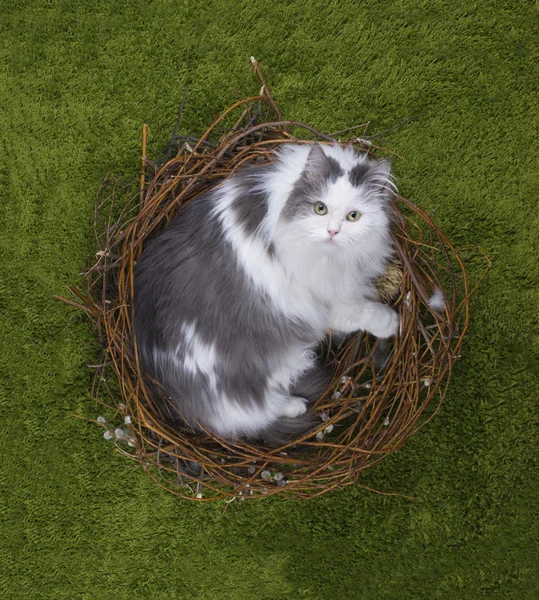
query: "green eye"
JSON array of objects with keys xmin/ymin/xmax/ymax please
[
  {"xmin": 347, "ymin": 210, "xmax": 360, "ymax": 222},
  {"xmin": 314, "ymin": 202, "xmax": 327, "ymax": 215}
]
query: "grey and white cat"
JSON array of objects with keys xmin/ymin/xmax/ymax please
[{"xmin": 134, "ymin": 143, "xmax": 399, "ymax": 445}]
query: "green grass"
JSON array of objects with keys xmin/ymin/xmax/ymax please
[{"xmin": 1, "ymin": 1, "xmax": 538, "ymax": 598}]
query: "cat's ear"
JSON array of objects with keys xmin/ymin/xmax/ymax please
[
  {"xmin": 303, "ymin": 143, "xmax": 341, "ymax": 186},
  {"xmin": 371, "ymin": 158, "xmax": 391, "ymax": 180},
  {"xmin": 369, "ymin": 159, "xmax": 395, "ymax": 198}
]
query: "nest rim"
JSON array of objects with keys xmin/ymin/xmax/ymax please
[{"xmin": 59, "ymin": 62, "xmax": 489, "ymax": 502}]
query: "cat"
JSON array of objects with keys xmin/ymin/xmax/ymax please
[{"xmin": 133, "ymin": 143, "xmax": 399, "ymax": 446}]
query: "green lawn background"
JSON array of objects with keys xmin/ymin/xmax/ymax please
[{"xmin": 1, "ymin": 1, "xmax": 538, "ymax": 598}]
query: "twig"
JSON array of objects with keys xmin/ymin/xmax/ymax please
[
  {"xmin": 171, "ymin": 86, "xmax": 189, "ymax": 144},
  {"xmin": 250, "ymin": 56, "xmax": 282, "ymax": 121},
  {"xmin": 363, "ymin": 113, "xmax": 424, "ymax": 140},
  {"xmin": 328, "ymin": 122, "xmax": 370, "ymax": 137},
  {"xmin": 139, "ymin": 123, "xmax": 148, "ymax": 208},
  {"xmin": 417, "ymin": 317, "xmax": 436, "ymax": 356},
  {"xmin": 162, "ymin": 86, "xmax": 190, "ymax": 165}
]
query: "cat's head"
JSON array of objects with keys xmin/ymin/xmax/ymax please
[{"xmin": 278, "ymin": 144, "xmax": 395, "ymax": 256}]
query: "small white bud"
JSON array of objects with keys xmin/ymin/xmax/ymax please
[
  {"xmin": 320, "ymin": 412, "xmax": 328, "ymax": 422},
  {"xmin": 324, "ymin": 424, "xmax": 334, "ymax": 434},
  {"xmin": 118, "ymin": 403, "xmax": 125, "ymax": 410},
  {"xmin": 428, "ymin": 288, "xmax": 446, "ymax": 312},
  {"xmin": 274, "ymin": 472, "xmax": 284, "ymax": 482},
  {"xmin": 424, "ymin": 378, "xmax": 432, "ymax": 387},
  {"xmin": 124, "ymin": 415, "xmax": 131, "ymax": 425},
  {"xmin": 332, "ymin": 391, "xmax": 341, "ymax": 400},
  {"xmin": 103, "ymin": 431, "xmax": 113, "ymax": 440},
  {"xmin": 261, "ymin": 470, "xmax": 272, "ymax": 479},
  {"xmin": 96, "ymin": 416, "xmax": 106, "ymax": 425},
  {"xmin": 247, "ymin": 467, "xmax": 256, "ymax": 475},
  {"xmin": 383, "ymin": 416, "xmax": 390, "ymax": 426},
  {"xmin": 316, "ymin": 431, "xmax": 325, "ymax": 441}
]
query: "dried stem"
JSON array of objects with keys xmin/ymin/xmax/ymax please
[{"xmin": 139, "ymin": 123, "xmax": 148, "ymax": 208}]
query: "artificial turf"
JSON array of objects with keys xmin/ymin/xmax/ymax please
[{"xmin": 1, "ymin": 1, "xmax": 538, "ymax": 598}]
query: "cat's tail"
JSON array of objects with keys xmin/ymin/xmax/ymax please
[
  {"xmin": 291, "ymin": 360, "xmax": 333, "ymax": 403},
  {"xmin": 256, "ymin": 361, "xmax": 334, "ymax": 448},
  {"xmin": 257, "ymin": 412, "xmax": 317, "ymax": 448}
]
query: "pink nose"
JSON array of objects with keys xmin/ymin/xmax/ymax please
[{"xmin": 328, "ymin": 229, "xmax": 340, "ymax": 238}]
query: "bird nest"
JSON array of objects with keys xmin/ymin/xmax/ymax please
[{"xmin": 59, "ymin": 60, "xmax": 488, "ymax": 502}]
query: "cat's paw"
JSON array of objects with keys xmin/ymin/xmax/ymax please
[
  {"xmin": 365, "ymin": 304, "xmax": 399, "ymax": 338},
  {"xmin": 280, "ymin": 396, "xmax": 308, "ymax": 418}
]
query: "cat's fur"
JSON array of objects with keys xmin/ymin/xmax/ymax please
[{"xmin": 133, "ymin": 143, "xmax": 398, "ymax": 445}]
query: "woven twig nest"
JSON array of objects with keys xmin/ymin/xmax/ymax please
[{"xmin": 60, "ymin": 61, "xmax": 488, "ymax": 501}]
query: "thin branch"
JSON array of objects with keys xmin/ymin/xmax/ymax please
[
  {"xmin": 363, "ymin": 113, "xmax": 425, "ymax": 140},
  {"xmin": 139, "ymin": 123, "xmax": 148, "ymax": 209}
]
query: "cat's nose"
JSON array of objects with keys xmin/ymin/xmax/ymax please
[{"xmin": 328, "ymin": 229, "xmax": 340, "ymax": 238}]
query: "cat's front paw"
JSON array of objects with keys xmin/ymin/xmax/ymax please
[
  {"xmin": 279, "ymin": 396, "xmax": 308, "ymax": 419},
  {"xmin": 365, "ymin": 304, "xmax": 399, "ymax": 338}
]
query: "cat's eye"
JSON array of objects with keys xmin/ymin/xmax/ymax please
[
  {"xmin": 314, "ymin": 202, "xmax": 327, "ymax": 215},
  {"xmin": 347, "ymin": 210, "xmax": 361, "ymax": 222}
]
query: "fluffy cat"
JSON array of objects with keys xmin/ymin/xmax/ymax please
[{"xmin": 133, "ymin": 143, "xmax": 399, "ymax": 445}]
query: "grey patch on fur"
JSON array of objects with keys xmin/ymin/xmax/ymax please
[
  {"xmin": 231, "ymin": 170, "xmax": 268, "ymax": 236},
  {"xmin": 231, "ymin": 166, "xmax": 274, "ymax": 258},
  {"xmin": 280, "ymin": 177, "xmax": 315, "ymax": 222},
  {"xmin": 326, "ymin": 156, "xmax": 345, "ymax": 180},
  {"xmin": 134, "ymin": 179, "xmax": 319, "ymax": 436},
  {"xmin": 349, "ymin": 160, "xmax": 392, "ymax": 192},
  {"xmin": 348, "ymin": 162, "xmax": 371, "ymax": 187},
  {"xmin": 347, "ymin": 159, "xmax": 396, "ymax": 223},
  {"xmin": 233, "ymin": 188, "xmax": 268, "ymax": 236},
  {"xmin": 281, "ymin": 144, "xmax": 344, "ymax": 222}
]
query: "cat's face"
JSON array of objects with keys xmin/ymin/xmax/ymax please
[
  {"xmin": 295, "ymin": 178, "xmax": 382, "ymax": 252},
  {"xmin": 279, "ymin": 144, "xmax": 393, "ymax": 256}
]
